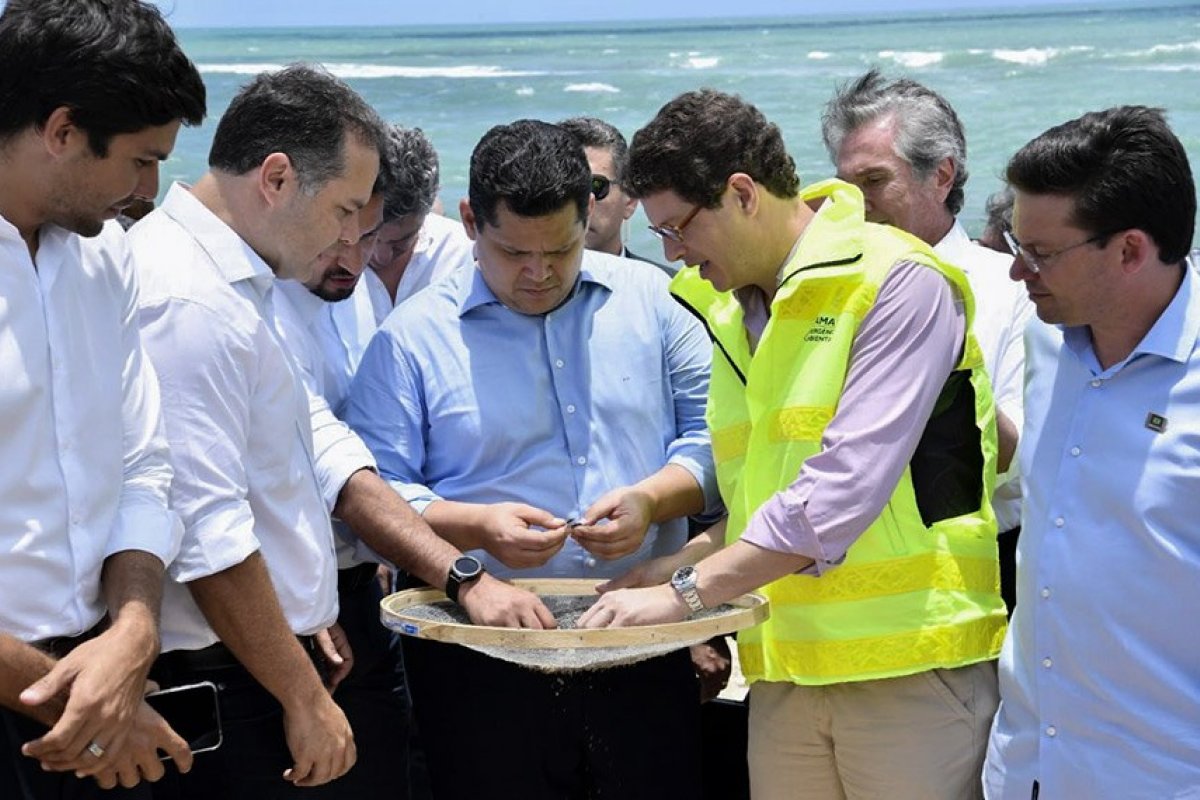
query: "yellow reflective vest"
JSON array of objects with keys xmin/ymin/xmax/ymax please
[{"xmin": 671, "ymin": 179, "xmax": 1006, "ymax": 686}]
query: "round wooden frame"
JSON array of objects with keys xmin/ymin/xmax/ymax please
[{"xmin": 380, "ymin": 578, "xmax": 769, "ymax": 649}]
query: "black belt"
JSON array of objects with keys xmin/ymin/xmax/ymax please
[
  {"xmin": 32, "ymin": 621, "xmax": 104, "ymax": 659},
  {"xmin": 338, "ymin": 562, "xmax": 380, "ymax": 594},
  {"xmin": 156, "ymin": 635, "xmax": 320, "ymax": 674}
]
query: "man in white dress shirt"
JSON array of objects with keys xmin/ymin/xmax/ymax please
[
  {"xmin": 0, "ymin": 1, "xmax": 207, "ymax": 797},
  {"xmin": 135, "ymin": 66, "xmax": 553, "ymax": 799},
  {"xmin": 823, "ymin": 69, "xmax": 1033, "ymax": 614}
]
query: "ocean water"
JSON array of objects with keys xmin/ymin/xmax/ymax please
[{"xmin": 168, "ymin": 3, "xmax": 1200, "ymax": 257}]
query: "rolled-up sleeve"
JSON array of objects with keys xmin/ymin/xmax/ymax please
[
  {"xmin": 137, "ymin": 298, "xmax": 262, "ymax": 583},
  {"xmin": 344, "ymin": 327, "xmax": 441, "ymax": 514},
  {"xmin": 107, "ymin": 240, "xmax": 181, "ymax": 566},
  {"xmin": 740, "ymin": 261, "xmax": 965, "ymax": 574}
]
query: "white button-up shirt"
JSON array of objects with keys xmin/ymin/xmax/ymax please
[
  {"xmin": 131, "ymin": 183, "xmax": 338, "ymax": 653},
  {"xmin": 0, "ymin": 217, "xmax": 178, "ymax": 642},
  {"xmin": 272, "ymin": 278, "xmax": 378, "ymax": 569},
  {"xmin": 935, "ymin": 221, "xmax": 1033, "ymax": 532}
]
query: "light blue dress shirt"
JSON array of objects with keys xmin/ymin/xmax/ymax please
[
  {"xmin": 985, "ymin": 265, "xmax": 1200, "ymax": 798},
  {"xmin": 344, "ymin": 250, "xmax": 718, "ymax": 580}
]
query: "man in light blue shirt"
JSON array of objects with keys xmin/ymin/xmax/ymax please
[
  {"xmin": 984, "ymin": 106, "xmax": 1200, "ymax": 798},
  {"xmin": 344, "ymin": 119, "xmax": 718, "ymax": 800}
]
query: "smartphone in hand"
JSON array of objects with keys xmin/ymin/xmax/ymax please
[{"xmin": 145, "ymin": 681, "xmax": 222, "ymax": 759}]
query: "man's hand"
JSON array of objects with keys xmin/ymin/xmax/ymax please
[
  {"xmin": 577, "ymin": 584, "xmax": 690, "ymax": 628},
  {"xmin": 281, "ymin": 689, "xmax": 356, "ymax": 787},
  {"xmin": 477, "ymin": 502, "xmax": 569, "ymax": 570},
  {"xmin": 315, "ymin": 625, "xmax": 354, "ymax": 694},
  {"xmin": 84, "ymin": 700, "xmax": 193, "ymax": 789},
  {"xmin": 691, "ymin": 637, "xmax": 732, "ymax": 703},
  {"xmin": 570, "ymin": 487, "xmax": 655, "ymax": 561},
  {"xmin": 21, "ymin": 621, "xmax": 157, "ymax": 770},
  {"xmin": 458, "ymin": 575, "xmax": 558, "ymax": 629}
]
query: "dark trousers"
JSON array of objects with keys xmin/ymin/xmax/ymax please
[
  {"xmin": 148, "ymin": 640, "xmax": 326, "ymax": 800},
  {"xmin": 403, "ymin": 637, "xmax": 701, "ymax": 800},
  {"xmin": 1, "ymin": 707, "xmax": 152, "ymax": 800},
  {"xmin": 305, "ymin": 567, "xmax": 410, "ymax": 799},
  {"xmin": 999, "ymin": 526, "xmax": 1021, "ymax": 617}
]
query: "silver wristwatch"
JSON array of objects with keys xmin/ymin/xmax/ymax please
[{"xmin": 670, "ymin": 566, "xmax": 705, "ymax": 613}]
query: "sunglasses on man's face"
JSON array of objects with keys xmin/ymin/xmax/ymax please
[{"xmin": 590, "ymin": 175, "xmax": 612, "ymax": 201}]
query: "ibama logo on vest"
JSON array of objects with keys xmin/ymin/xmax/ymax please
[{"xmin": 805, "ymin": 315, "xmax": 837, "ymax": 343}]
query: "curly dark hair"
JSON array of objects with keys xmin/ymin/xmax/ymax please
[
  {"xmin": 627, "ymin": 89, "xmax": 799, "ymax": 208},
  {"xmin": 468, "ymin": 119, "xmax": 591, "ymax": 229}
]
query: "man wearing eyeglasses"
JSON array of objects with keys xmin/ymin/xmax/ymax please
[
  {"xmin": 822, "ymin": 70, "xmax": 1032, "ymax": 617},
  {"xmin": 343, "ymin": 118, "xmax": 719, "ymax": 800},
  {"xmin": 579, "ymin": 89, "xmax": 1007, "ymax": 800},
  {"xmin": 984, "ymin": 106, "xmax": 1200, "ymax": 799},
  {"xmin": 559, "ymin": 116, "xmax": 673, "ymax": 274}
]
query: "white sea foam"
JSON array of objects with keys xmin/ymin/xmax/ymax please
[
  {"xmin": 879, "ymin": 50, "xmax": 943, "ymax": 68},
  {"xmin": 992, "ymin": 46, "xmax": 1092, "ymax": 66},
  {"xmin": 1144, "ymin": 40, "xmax": 1200, "ymax": 55},
  {"xmin": 1121, "ymin": 63, "xmax": 1200, "ymax": 72},
  {"xmin": 992, "ymin": 48, "xmax": 1054, "ymax": 65},
  {"xmin": 807, "ymin": 51, "xmax": 832, "ymax": 60},
  {"xmin": 198, "ymin": 62, "xmax": 548, "ymax": 79},
  {"xmin": 686, "ymin": 56, "xmax": 719, "ymax": 69},
  {"xmin": 563, "ymin": 82, "xmax": 620, "ymax": 93},
  {"xmin": 515, "ymin": 86, "xmax": 535, "ymax": 96}
]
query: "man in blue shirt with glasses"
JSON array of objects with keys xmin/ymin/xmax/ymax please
[{"xmin": 984, "ymin": 106, "xmax": 1199, "ymax": 799}]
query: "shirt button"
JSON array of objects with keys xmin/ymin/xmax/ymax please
[
  {"xmin": 555, "ymin": 359, "xmax": 565, "ymax": 368},
  {"xmin": 1042, "ymin": 657, "xmax": 1053, "ymax": 668},
  {"xmin": 1046, "ymin": 726, "xmax": 1057, "ymax": 737},
  {"xmin": 566, "ymin": 404, "xmax": 576, "ymax": 414},
  {"xmin": 576, "ymin": 456, "xmax": 587, "ymax": 466},
  {"xmin": 1090, "ymin": 379, "xmax": 1102, "ymax": 388},
  {"xmin": 1041, "ymin": 587, "xmax": 1052, "ymax": 599},
  {"xmin": 1070, "ymin": 446, "xmax": 1081, "ymax": 457},
  {"xmin": 1054, "ymin": 517, "xmax": 1065, "ymax": 528}
]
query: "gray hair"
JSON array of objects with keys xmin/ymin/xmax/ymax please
[
  {"xmin": 821, "ymin": 68, "xmax": 968, "ymax": 215},
  {"xmin": 376, "ymin": 125, "xmax": 440, "ymax": 221},
  {"xmin": 983, "ymin": 186, "xmax": 1014, "ymax": 234},
  {"xmin": 558, "ymin": 116, "xmax": 629, "ymax": 184}
]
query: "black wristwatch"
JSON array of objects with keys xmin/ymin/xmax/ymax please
[{"xmin": 445, "ymin": 555, "xmax": 485, "ymax": 603}]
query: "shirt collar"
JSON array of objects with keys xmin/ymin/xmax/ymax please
[
  {"xmin": 455, "ymin": 249, "xmax": 614, "ymax": 317},
  {"xmin": 934, "ymin": 219, "xmax": 972, "ymax": 254},
  {"xmin": 1064, "ymin": 264, "xmax": 1198, "ymax": 368},
  {"xmin": 160, "ymin": 181, "xmax": 275, "ymax": 298}
]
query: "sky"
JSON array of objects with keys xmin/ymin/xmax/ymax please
[{"xmin": 144, "ymin": 0, "xmax": 1144, "ymax": 28}]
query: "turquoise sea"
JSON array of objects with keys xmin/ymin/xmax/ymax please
[{"xmin": 168, "ymin": 3, "xmax": 1200, "ymax": 257}]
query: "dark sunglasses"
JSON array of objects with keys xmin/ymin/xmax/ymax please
[{"xmin": 590, "ymin": 175, "xmax": 612, "ymax": 201}]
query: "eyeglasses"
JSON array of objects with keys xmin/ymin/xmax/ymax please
[
  {"xmin": 1003, "ymin": 229, "xmax": 1106, "ymax": 274},
  {"xmin": 648, "ymin": 204, "xmax": 702, "ymax": 243},
  {"xmin": 590, "ymin": 175, "xmax": 612, "ymax": 201}
]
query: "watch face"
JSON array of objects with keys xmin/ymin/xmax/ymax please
[
  {"xmin": 672, "ymin": 566, "xmax": 697, "ymax": 588},
  {"xmin": 453, "ymin": 555, "xmax": 482, "ymax": 579}
]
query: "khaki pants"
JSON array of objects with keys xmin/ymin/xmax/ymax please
[{"xmin": 748, "ymin": 661, "xmax": 998, "ymax": 800}]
